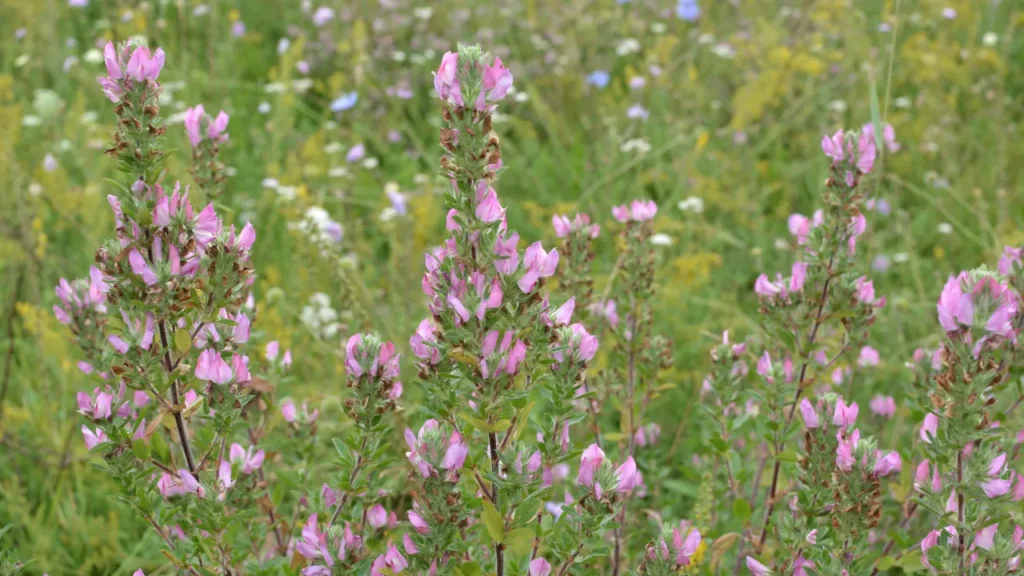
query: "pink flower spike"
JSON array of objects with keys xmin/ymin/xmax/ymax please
[
  {"xmin": 108, "ymin": 335, "xmax": 130, "ymax": 355},
  {"xmin": 874, "ymin": 452, "xmax": 901, "ymax": 476},
  {"xmin": 937, "ymin": 276, "xmax": 973, "ymax": 332},
  {"xmin": 799, "ymin": 398, "xmax": 819, "ymax": 428},
  {"xmin": 821, "ymin": 130, "xmax": 845, "ymax": 164},
  {"xmin": 235, "ymin": 222, "xmax": 256, "ymax": 251},
  {"xmin": 184, "ymin": 105, "xmax": 205, "ymax": 147},
  {"xmin": 82, "ymin": 425, "xmax": 108, "ymax": 450},
  {"xmin": 195, "ymin": 348, "xmax": 232, "ymax": 384},
  {"xmin": 920, "ymin": 412, "xmax": 939, "ymax": 443},
  {"xmin": 266, "ymin": 341, "xmax": 280, "ymax": 361},
  {"xmin": 208, "ymin": 111, "xmax": 229, "ymax": 141},
  {"xmin": 576, "ymin": 443, "xmax": 605, "ymax": 488},
  {"xmin": 281, "ymin": 399, "xmax": 296, "ymax": 422},
  {"xmin": 433, "ymin": 51, "xmax": 463, "ymax": 107},
  {"xmin": 832, "ymin": 399, "xmax": 859, "ymax": 428},
  {"xmin": 440, "ymin": 440, "xmax": 468, "ymax": 471},
  {"xmin": 128, "ymin": 249, "xmax": 158, "ymax": 285},
  {"xmin": 103, "ymin": 42, "xmax": 122, "ymax": 80},
  {"xmin": 612, "ymin": 205, "xmax": 630, "ymax": 223},
  {"xmin": 746, "ymin": 557, "xmax": 771, "ymax": 576},
  {"xmin": 529, "ymin": 558, "xmax": 551, "ymax": 576},
  {"xmin": 974, "ymin": 523, "xmax": 998, "ymax": 550},
  {"xmin": 367, "ymin": 504, "xmax": 387, "ymax": 529},
  {"xmin": 408, "ymin": 510, "xmax": 431, "ymax": 534},
  {"xmin": 614, "ymin": 457, "xmax": 638, "ymax": 493}
]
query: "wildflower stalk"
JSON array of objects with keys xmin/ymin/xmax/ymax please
[{"xmin": 58, "ymin": 41, "xmax": 263, "ymax": 571}]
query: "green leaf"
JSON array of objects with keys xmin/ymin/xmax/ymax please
[
  {"xmin": 874, "ymin": 556, "xmax": 896, "ymax": 571},
  {"xmin": 776, "ymin": 450, "xmax": 799, "ymax": 463},
  {"xmin": 132, "ymin": 438, "xmax": 152, "ymax": 460},
  {"xmin": 459, "ymin": 413, "xmax": 511, "ymax": 433},
  {"xmin": 503, "ymin": 527, "xmax": 534, "ymax": 556},
  {"xmin": 709, "ymin": 532, "xmax": 739, "ymax": 570},
  {"xmin": 510, "ymin": 402, "xmax": 534, "ymax": 441},
  {"xmin": 454, "ymin": 562, "xmax": 482, "ymax": 576},
  {"xmin": 732, "ymin": 498, "xmax": 752, "ymax": 523},
  {"xmin": 174, "ymin": 328, "xmax": 191, "ymax": 354},
  {"xmin": 898, "ymin": 551, "xmax": 925, "ymax": 573},
  {"xmin": 151, "ymin": 432, "xmax": 170, "ymax": 463},
  {"xmin": 709, "ymin": 436, "xmax": 729, "ymax": 453},
  {"xmin": 869, "ymin": 72, "xmax": 883, "ymax": 151},
  {"xmin": 481, "ymin": 500, "xmax": 504, "ymax": 543},
  {"xmin": 516, "ymin": 498, "xmax": 542, "ymax": 525}
]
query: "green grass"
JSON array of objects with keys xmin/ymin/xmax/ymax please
[{"xmin": 0, "ymin": 0, "xmax": 1022, "ymax": 573}]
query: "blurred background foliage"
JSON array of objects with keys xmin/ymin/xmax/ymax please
[{"xmin": 0, "ymin": 0, "xmax": 1021, "ymax": 573}]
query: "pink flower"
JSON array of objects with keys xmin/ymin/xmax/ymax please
[
  {"xmin": 410, "ymin": 318, "xmax": 441, "ymax": 365},
  {"xmin": 974, "ymin": 523, "xmax": 998, "ymax": 550},
  {"xmin": 475, "ymin": 183, "xmax": 504, "ymax": 223},
  {"xmin": 836, "ymin": 437, "xmax": 856, "ymax": 471},
  {"xmin": 821, "ymin": 129, "xmax": 845, "ymax": 164},
  {"xmin": 102, "ymin": 42, "xmax": 123, "ymax": 80},
  {"xmin": 184, "ymin": 104, "xmax": 205, "ymax": 147},
  {"xmin": 869, "ymin": 395, "xmax": 896, "ymax": 418},
  {"xmin": 799, "ymin": 398, "xmax": 819, "ymax": 428},
  {"xmin": 229, "ymin": 443, "xmax": 264, "ymax": 474},
  {"xmin": 446, "ymin": 209, "xmax": 461, "ymax": 231},
  {"xmin": 124, "ymin": 45, "xmax": 165, "ymax": 82},
  {"xmin": 546, "ymin": 297, "xmax": 575, "ymax": 327},
  {"xmin": 408, "ymin": 510, "xmax": 431, "ymax": 534},
  {"xmin": 235, "ymin": 222, "xmax": 256, "ymax": 252},
  {"xmin": 433, "ymin": 51, "xmax": 463, "ymax": 106},
  {"xmin": 914, "ymin": 459, "xmax": 942, "ymax": 493},
  {"xmin": 874, "ymin": 452, "xmax": 901, "ymax": 476},
  {"xmin": 920, "ymin": 412, "xmax": 939, "ymax": 443},
  {"xmin": 82, "ymin": 425, "xmax": 108, "ymax": 450},
  {"xmin": 856, "ymin": 130, "xmax": 876, "ymax": 174},
  {"xmin": 402, "ymin": 533, "xmax": 419, "ymax": 555},
  {"xmin": 671, "ymin": 526, "xmax": 701, "ymax": 565},
  {"xmin": 998, "ymin": 246, "xmax": 1021, "ymax": 275},
  {"xmin": 518, "ymin": 242, "xmax": 559, "ymax": 293},
  {"xmin": 614, "ymin": 457, "xmax": 638, "ymax": 493},
  {"xmin": 754, "ymin": 274, "xmax": 781, "ymax": 297},
  {"xmin": 108, "ymin": 335, "xmax": 130, "ymax": 355},
  {"xmin": 128, "ymin": 249, "xmax": 158, "ymax": 285},
  {"xmin": 295, "ymin": 514, "xmax": 334, "ymax": 568},
  {"xmin": 832, "ymin": 399, "xmax": 859, "ymax": 428},
  {"xmin": 232, "ymin": 313, "xmax": 250, "ymax": 343},
  {"xmin": 476, "ymin": 57, "xmax": 513, "ymax": 110},
  {"xmin": 440, "ymin": 438, "xmax": 468, "ymax": 471},
  {"xmin": 981, "ymin": 476, "xmax": 1013, "ymax": 498},
  {"xmin": 195, "ymin": 348, "xmax": 232, "ymax": 384},
  {"xmin": 193, "ymin": 203, "xmax": 219, "ymax": 248},
  {"xmin": 788, "ymin": 213, "xmax": 812, "ymax": 245},
  {"xmin": 789, "ymin": 261, "xmax": 807, "ymax": 292},
  {"xmin": 576, "ymin": 443, "xmax": 605, "ymax": 488},
  {"xmin": 746, "ymin": 556, "xmax": 771, "ymax": 576},
  {"xmin": 756, "ymin": 352, "xmax": 772, "ymax": 381},
  {"xmin": 937, "ymin": 276, "xmax": 973, "ymax": 332},
  {"xmin": 529, "ymin": 558, "xmax": 551, "ymax": 576},
  {"xmin": 367, "ymin": 504, "xmax": 387, "ymax": 529},
  {"xmin": 494, "ymin": 232, "xmax": 520, "ymax": 275},
  {"xmin": 208, "ymin": 111, "xmax": 229, "ymax": 141},
  {"xmin": 858, "ymin": 346, "xmax": 880, "ymax": 367},
  {"xmin": 612, "ymin": 205, "xmax": 630, "ymax": 223},
  {"xmin": 552, "ymin": 215, "xmax": 572, "ymax": 237}
]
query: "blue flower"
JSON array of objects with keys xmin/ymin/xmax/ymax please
[
  {"xmin": 677, "ymin": 0, "xmax": 700, "ymax": 21},
  {"xmin": 330, "ymin": 91, "xmax": 359, "ymax": 112},
  {"xmin": 586, "ymin": 70, "xmax": 611, "ymax": 89}
]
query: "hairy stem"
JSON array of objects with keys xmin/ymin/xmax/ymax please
[
  {"xmin": 757, "ymin": 259, "xmax": 837, "ymax": 549},
  {"xmin": 159, "ymin": 320, "xmax": 197, "ymax": 473},
  {"xmin": 489, "ymin": 431, "xmax": 504, "ymax": 576}
]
